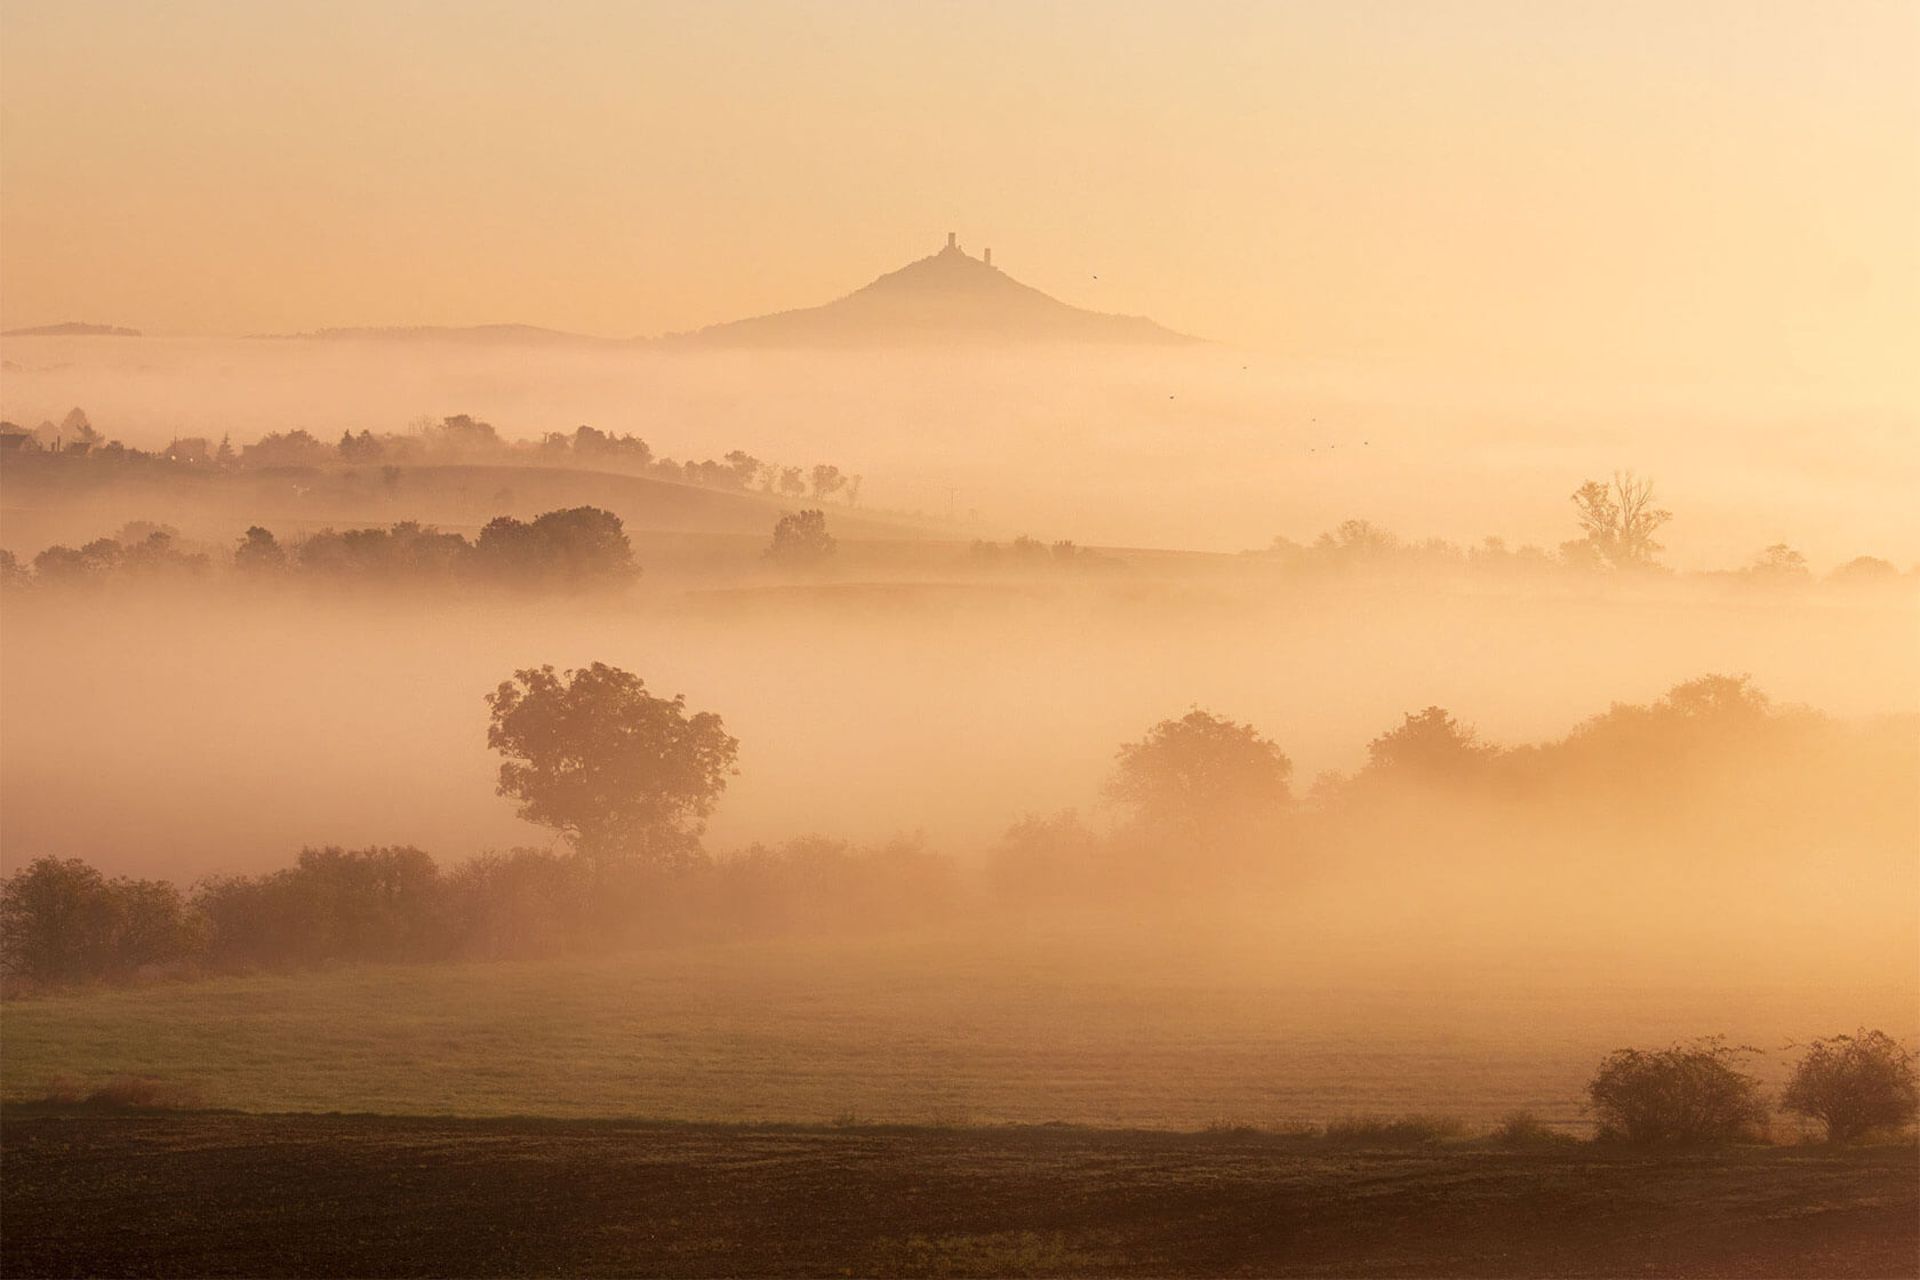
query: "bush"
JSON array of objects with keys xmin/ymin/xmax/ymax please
[
  {"xmin": 700, "ymin": 836, "xmax": 957, "ymax": 938},
  {"xmin": 1781, "ymin": 1030, "xmax": 1919, "ymax": 1143},
  {"xmin": 193, "ymin": 846, "xmax": 445, "ymax": 970},
  {"xmin": 441, "ymin": 847, "xmax": 603, "ymax": 959},
  {"xmin": 1488, "ymin": 1110, "xmax": 1576, "ymax": 1148},
  {"xmin": 1199, "ymin": 1119, "xmax": 1262, "ymax": 1141},
  {"xmin": 1587, "ymin": 1039, "xmax": 1768, "ymax": 1144},
  {"xmin": 37, "ymin": 1074, "xmax": 203, "ymax": 1110},
  {"xmin": 1322, "ymin": 1114, "xmax": 1465, "ymax": 1147}
]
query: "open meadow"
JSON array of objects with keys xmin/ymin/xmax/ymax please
[{"xmin": 5, "ymin": 927, "xmax": 1912, "ymax": 1132}]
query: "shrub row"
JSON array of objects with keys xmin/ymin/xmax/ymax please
[{"xmin": 1, "ymin": 839, "xmax": 953, "ymax": 986}]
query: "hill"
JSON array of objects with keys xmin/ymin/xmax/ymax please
[
  {"xmin": 666, "ymin": 234, "xmax": 1197, "ymax": 347},
  {"xmin": 257, "ymin": 324, "xmax": 619, "ymax": 346},
  {"xmin": 248, "ymin": 235, "xmax": 1197, "ymax": 349}
]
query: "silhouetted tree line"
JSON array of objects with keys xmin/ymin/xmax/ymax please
[
  {"xmin": 5, "ymin": 521, "xmax": 210, "ymax": 586},
  {"xmin": 7, "ymin": 506, "xmax": 635, "ymax": 590},
  {"xmin": 6, "ymin": 505, "xmax": 848, "ymax": 590},
  {"xmin": 7, "ymin": 847, "xmax": 1912, "ymax": 1146},
  {"xmin": 969, "ymin": 535, "xmax": 1118, "ymax": 572},
  {"xmin": 0, "ymin": 409, "xmax": 865, "ymax": 505},
  {"xmin": 1261, "ymin": 473, "xmax": 1911, "ymax": 584},
  {"xmin": 0, "ymin": 837, "xmax": 956, "ymax": 985},
  {"xmin": 990, "ymin": 673, "xmax": 1917, "ymax": 908},
  {"xmin": 7, "ymin": 668, "xmax": 1910, "ymax": 993}
]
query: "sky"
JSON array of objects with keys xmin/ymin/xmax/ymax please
[{"xmin": 2, "ymin": 0, "xmax": 1916, "ymax": 398}]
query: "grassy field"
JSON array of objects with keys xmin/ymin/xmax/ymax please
[
  {"xmin": 3, "ymin": 1112, "xmax": 1914, "ymax": 1278},
  {"xmin": 4, "ymin": 928, "xmax": 1905, "ymax": 1130}
]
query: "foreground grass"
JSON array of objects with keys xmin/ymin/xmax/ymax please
[
  {"xmin": 3, "ymin": 1111, "xmax": 1914, "ymax": 1278},
  {"xmin": 2, "ymin": 929, "xmax": 1907, "ymax": 1129}
]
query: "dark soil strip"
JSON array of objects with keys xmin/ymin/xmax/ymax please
[{"xmin": 3, "ymin": 1112, "xmax": 1914, "ymax": 1277}]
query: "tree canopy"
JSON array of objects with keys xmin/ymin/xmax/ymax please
[
  {"xmin": 1566, "ymin": 471, "xmax": 1670, "ymax": 569},
  {"xmin": 1106, "ymin": 709, "xmax": 1292, "ymax": 835},
  {"xmin": 485, "ymin": 664, "xmax": 738, "ymax": 866},
  {"xmin": 766, "ymin": 509, "xmax": 836, "ymax": 566},
  {"xmin": 1362, "ymin": 707, "xmax": 1498, "ymax": 784}
]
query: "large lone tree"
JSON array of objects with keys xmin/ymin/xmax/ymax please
[{"xmin": 485, "ymin": 663, "xmax": 738, "ymax": 867}]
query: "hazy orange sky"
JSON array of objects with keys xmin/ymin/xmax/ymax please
[{"xmin": 2, "ymin": 0, "xmax": 1915, "ymax": 396}]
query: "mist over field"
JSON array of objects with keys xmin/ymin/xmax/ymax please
[
  {"xmin": 2, "ymin": 573, "xmax": 1915, "ymax": 877},
  {"xmin": 4, "ymin": 335, "xmax": 1916, "ymax": 565},
  {"xmin": 4, "ymin": 289, "xmax": 1916, "ymax": 1177},
  {"xmin": 3, "ymin": 3, "xmax": 1918, "ymax": 1273},
  {"xmin": 3, "ymin": 333, "xmax": 1915, "ymax": 1067}
]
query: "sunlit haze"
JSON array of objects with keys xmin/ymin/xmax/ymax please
[
  {"xmin": 2, "ymin": 5, "xmax": 1917, "ymax": 1277},
  {"xmin": 2, "ymin": 1, "xmax": 1916, "ymax": 401}
]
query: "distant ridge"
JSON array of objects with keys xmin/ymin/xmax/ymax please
[
  {"xmin": 248, "ymin": 234, "xmax": 1198, "ymax": 348},
  {"xmin": 1, "ymin": 321, "xmax": 141, "ymax": 338},
  {"xmin": 664, "ymin": 234, "xmax": 1197, "ymax": 347},
  {"xmin": 259, "ymin": 323, "xmax": 621, "ymax": 346}
]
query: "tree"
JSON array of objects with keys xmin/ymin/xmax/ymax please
[
  {"xmin": 242, "ymin": 429, "xmax": 332, "ymax": 468},
  {"xmin": 1, "ymin": 857, "xmax": 118, "ymax": 982},
  {"xmin": 778, "ymin": 466, "xmax": 807, "ymax": 499},
  {"xmin": 1781, "ymin": 1031, "xmax": 1919, "ymax": 1143},
  {"xmin": 723, "ymin": 450, "xmax": 761, "ymax": 489},
  {"xmin": 564, "ymin": 425, "xmax": 650, "ymax": 467},
  {"xmin": 1106, "ymin": 710, "xmax": 1291, "ymax": 835},
  {"xmin": 60, "ymin": 407, "xmax": 101, "ymax": 446},
  {"xmin": 338, "ymin": 429, "xmax": 384, "ymax": 462},
  {"xmin": 1313, "ymin": 518, "xmax": 1400, "ymax": 563},
  {"xmin": 766, "ymin": 509, "xmax": 836, "ymax": 566},
  {"xmin": 1361, "ymin": 707, "xmax": 1498, "ymax": 784},
  {"xmin": 1658, "ymin": 673, "xmax": 1770, "ymax": 722},
  {"xmin": 298, "ymin": 522, "xmax": 468, "ymax": 579},
  {"xmin": 1829, "ymin": 555, "xmax": 1899, "ymax": 585},
  {"xmin": 485, "ymin": 664, "xmax": 739, "ymax": 866},
  {"xmin": 1587, "ymin": 1039, "xmax": 1768, "ymax": 1144},
  {"xmin": 192, "ymin": 846, "xmax": 445, "ymax": 968},
  {"xmin": 1747, "ymin": 543, "xmax": 1809, "ymax": 582},
  {"xmin": 522, "ymin": 506, "xmax": 633, "ymax": 582},
  {"xmin": 987, "ymin": 810, "xmax": 1103, "ymax": 903},
  {"xmin": 119, "ymin": 530, "xmax": 208, "ymax": 577},
  {"xmin": 1561, "ymin": 672, "xmax": 1772, "ymax": 756},
  {"xmin": 32, "ymin": 537, "xmax": 124, "ymax": 583},
  {"xmin": 810, "ymin": 464, "xmax": 848, "ymax": 502},
  {"xmin": 426, "ymin": 413, "xmax": 501, "ymax": 455},
  {"xmin": 1567, "ymin": 472, "xmax": 1670, "ymax": 569},
  {"xmin": 234, "ymin": 526, "xmax": 288, "ymax": 573},
  {"xmin": 0, "ymin": 856, "xmax": 198, "ymax": 985},
  {"xmin": 474, "ymin": 506, "xmax": 635, "ymax": 585}
]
